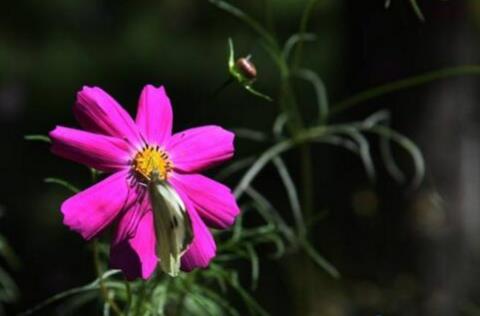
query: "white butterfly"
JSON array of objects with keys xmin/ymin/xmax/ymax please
[{"xmin": 148, "ymin": 171, "xmax": 193, "ymax": 277}]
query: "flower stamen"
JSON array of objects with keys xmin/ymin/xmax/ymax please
[{"xmin": 132, "ymin": 145, "xmax": 173, "ymax": 182}]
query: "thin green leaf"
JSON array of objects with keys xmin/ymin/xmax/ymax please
[
  {"xmin": 0, "ymin": 235, "xmax": 20, "ymax": 269},
  {"xmin": 244, "ymin": 85, "xmax": 273, "ymax": 102},
  {"xmin": 208, "ymin": 0, "xmax": 288, "ymax": 76},
  {"xmin": 362, "ymin": 109, "xmax": 390, "ymax": 128},
  {"xmin": 380, "ymin": 134, "xmax": 406, "ymax": 183},
  {"xmin": 245, "ymin": 187, "xmax": 296, "ymax": 243},
  {"xmin": 256, "ymin": 234, "xmax": 286, "ymax": 259},
  {"xmin": 208, "ymin": 0, "xmax": 278, "ymax": 49},
  {"xmin": 314, "ymin": 135, "xmax": 358, "ymax": 153},
  {"xmin": 192, "ymin": 285, "xmax": 240, "ymax": 316},
  {"xmin": 283, "ymin": 33, "xmax": 317, "ymax": 60},
  {"xmin": 103, "ymin": 299, "xmax": 111, "ymax": 316},
  {"xmin": 343, "ymin": 129, "xmax": 376, "ymax": 182},
  {"xmin": 216, "ymin": 156, "xmax": 256, "ymax": 181},
  {"xmin": 364, "ymin": 110, "xmax": 406, "ymax": 183},
  {"xmin": 240, "ymin": 225, "xmax": 277, "ymax": 239},
  {"xmin": 19, "ymin": 270, "xmax": 120, "ymax": 316},
  {"xmin": 245, "ymin": 244, "xmax": 260, "ymax": 290},
  {"xmin": 229, "ymin": 277, "xmax": 268, "ymax": 316},
  {"xmin": 151, "ymin": 279, "xmax": 169, "ymax": 315},
  {"xmin": 273, "ymin": 113, "xmax": 288, "ymax": 139},
  {"xmin": 56, "ymin": 292, "xmax": 98, "ymax": 316},
  {"xmin": 90, "ymin": 168, "xmax": 104, "ymax": 184},
  {"xmin": 368, "ymin": 126, "xmax": 425, "ymax": 189},
  {"xmin": 24, "ymin": 135, "xmax": 51, "ymax": 143},
  {"xmin": 409, "ymin": 0, "xmax": 425, "ymax": 21},
  {"xmin": 187, "ymin": 292, "xmax": 223, "ymax": 316},
  {"xmin": 44, "ymin": 178, "xmax": 80, "ymax": 193},
  {"xmin": 293, "ymin": 68, "xmax": 329, "ymax": 124},
  {"xmin": 272, "ymin": 157, "xmax": 305, "ymax": 238},
  {"xmin": 231, "ymin": 206, "xmax": 245, "ymax": 242},
  {"xmin": 232, "ymin": 128, "xmax": 269, "ymax": 142},
  {"xmin": 234, "ymin": 140, "xmax": 295, "ymax": 199},
  {"xmin": 228, "ymin": 37, "xmax": 235, "ymax": 70},
  {"xmin": 0, "ymin": 266, "xmax": 18, "ymax": 303},
  {"xmin": 292, "ymin": 0, "xmax": 321, "ymax": 68},
  {"xmin": 331, "ymin": 65, "xmax": 480, "ymax": 115},
  {"xmin": 204, "ymin": 266, "xmax": 228, "ymax": 294},
  {"xmin": 301, "ymin": 239, "xmax": 340, "ymax": 279}
]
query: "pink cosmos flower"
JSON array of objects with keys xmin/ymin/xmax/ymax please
[{"xmin": 49, "ymin": 85, "xmax": 240, "ymax": 279}]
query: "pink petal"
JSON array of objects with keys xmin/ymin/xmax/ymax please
[
  {"xmin": 49, "ymin": 126, "xmax": 131, "ymax": 172},
  {"xmin": 170, "ymin": 173, "xmax": 240, "ymax": 229},
  {"xmin": 135, "ymin": 85, "xmax": 173, "ymax": 145},
  {"xmin": 165, "ymin": 126, "xmax": 234, "ymax": 173},
  {"xmin": 173, "ymin": 186, "xmax": 216, "ymax": 271},
  {"xmin": 110, "ymin": 211, "xmax": 157, "ymax": 280},
  {"xmin": 74, "ymin": 86, "xmax": 142, "ymax": 145},
  {"xmin": 112, "ymin": 190, "xmax": 148, "ymax": 243},
  {"xmin": 61, "ymin": 170, "xmax": 135, "ymax": 240}
]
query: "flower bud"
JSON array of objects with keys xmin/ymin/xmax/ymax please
[{"xmin": 235, "ymin": 58, "xmax": 257, "ymax": 80}]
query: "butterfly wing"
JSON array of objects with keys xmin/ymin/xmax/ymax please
[{"xmin": 148, "ymin": 176, "xmax": 193, "ymax": 277}]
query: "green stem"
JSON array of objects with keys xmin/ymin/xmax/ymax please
[
  {"xmin": 292, "ymin": 0, "xmax": 320, "ymax": 69},
  {"xmin": 93, "ymin": 240, "xmax": 123, "ymax": 316},
  {"xmin": 289, "ymin": 0, "xmax": 321, "ymax": 224},
  {"xmin": 134, "ymin": 282, "xmax": 146, "ymax": 316},
  {"xmin": 409, "ymin": 0, "xmax": 425, "ymax": 21},
  {"xmin": 263, "ymin": 0, "xmax": 276, "ymax": 35},
  {"xmin": 299, "ymin": 144, "xmax": 314, "ymax": 221},
  {"xmin": 279, "ymin": 79, "xmax": 303, "ymax": 132},
  {"xmin": 124, "ymin": 280, "xmax": 132, "ymax": 315},
  {"xmin": 210, "ymin": 77, "xmax": 234, "ymax": 100},
  {"xmin": 209, "ymin": 0, "xmax": 278, "ymax": 49},
  {"xmin": 279, "ymin": 78, "xmax": 314, "ymax": 222},
  {"xmin": 331, "ymin": 65, "xmax": 480, "ymax": 115}
]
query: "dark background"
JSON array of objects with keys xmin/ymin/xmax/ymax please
[{"xmin": 1, "ymin": 0, "xmax": 479, "ymax": 315}]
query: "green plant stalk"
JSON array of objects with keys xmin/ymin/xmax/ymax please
[
  {"xmin": 263, "ymin": 0, "xmax": 276, "ymax": 36},
  {"xmin": 175, "ymin": 272, "xmax": 197, "ymax": 315},
  {"xmin": 124, "ymin": 280, "xmax": 132, "ymax": 315},
  {"xmin": 292, "ymin": 0, "xmax": 320, "ymax": 70},
  {"xmin": 299, "ymin": 144, "xmax": 314, "ymax": 220},
  {"xmin": 93, "ymin": 240, "xmax": 123, "ymax": 316},
  {"xmin": 331, "ymin": 65, "xmax": 480, "ymax": 115},
  {"xmin": 274, "ymin": 22, "xmax": 313, "ymax": 225},
  {"xmin": 134, "ymin": 282, "xmax": 146, "ymax": 316},
  {"xmin": 278, "ymin": 72, "xmax": 315, "ymax": 224},
  {"xmin": 287, "ymin": 0, "xmax": 322, "ymax": 228}
]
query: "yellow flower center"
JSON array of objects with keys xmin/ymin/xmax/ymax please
[{"xmin": 132, "ymin": 145, "xmax": 173, "ymax": 182}]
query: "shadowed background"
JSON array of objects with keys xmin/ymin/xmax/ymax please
[{"xmin": 1, "ymin": 0, "xmax": 479, "ymax": 315}]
